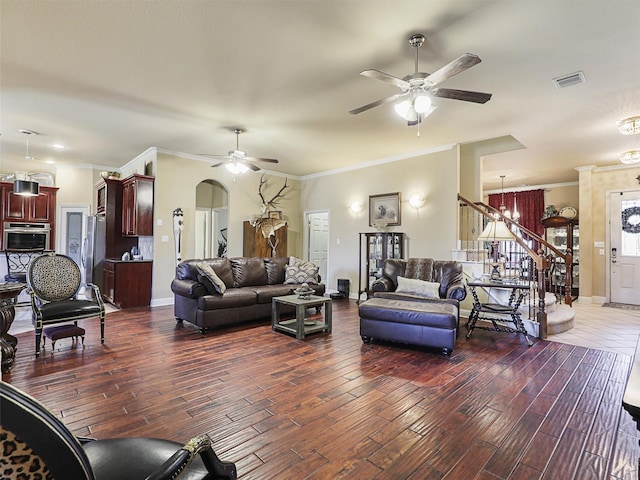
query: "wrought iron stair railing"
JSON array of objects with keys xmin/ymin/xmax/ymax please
[{"xmin": 458, "ymin": 194, "xmax": 575, "ymax": 340}]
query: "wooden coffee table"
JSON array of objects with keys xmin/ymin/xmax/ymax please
[{"xmin": 272, "ymin": 294, "xmax": 332, "ymax": 340}]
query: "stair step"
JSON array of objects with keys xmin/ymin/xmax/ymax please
[{"xmin": 547, "ymin": 304, "xmax": 576, "ymax": 334}]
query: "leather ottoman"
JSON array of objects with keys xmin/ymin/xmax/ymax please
[{"xmin": 358, "ymin": 297, "xmax": 458, "ymax": 355}]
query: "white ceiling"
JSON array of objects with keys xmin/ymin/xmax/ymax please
[{"xmin": 1, "ymin": 0, "xmax": 639, "ymax": 190}]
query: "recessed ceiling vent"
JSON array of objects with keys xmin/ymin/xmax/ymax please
[{"xmin": 553, "ymin": 71, "xmax": 586, "ymax": 89}]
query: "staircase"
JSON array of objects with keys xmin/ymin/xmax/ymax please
[{"xmin": 457, "ymin": 194, "xmax": 576, "ymax": 339}]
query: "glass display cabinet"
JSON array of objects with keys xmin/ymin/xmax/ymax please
[
  {"xmin": 358, "ymin": 232, "xmax": 404, "ymax": 302},
  {"xmin": 542, "ymin": 216, "xmax": 579, "ymax": 298}
]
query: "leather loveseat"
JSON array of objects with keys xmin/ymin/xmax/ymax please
[
  {"xmin": 358, "ymin": 258, "xmax": 466, "ymax": 355},
  {"xmin": 171, "ymin": 257, "xmax": 325, "ymax": 333}
]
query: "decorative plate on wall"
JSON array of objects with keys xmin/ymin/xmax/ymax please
[{"xmin": 559, "ymin": 206, "xmax": 577, "ymax": 219}]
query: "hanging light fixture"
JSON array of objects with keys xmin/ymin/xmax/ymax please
[
  {"xmin": 616, "ymin": 116, "xmax": 640, "ymax": 135},
  {"xmin": 14, "ymin": 130, "xmax": 40, "ymax": 197},
  {"xmin": 512, "ymin": 192, "xmax": 520, "ymax": 222},
  {"xmin": 478, "ymin": 175, "xmax": 515, "ymax": 280},
  {"xmin": 620, "ymin": 150, "xmax": 640, "ymax": 165}
]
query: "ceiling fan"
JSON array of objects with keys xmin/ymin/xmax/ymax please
[
  {"xmin": 349, "ymin": 34, "xmax": 492, "ymax": 125},
  {"xmin": 200, "ymin": 129, "xmax": 278, "ymax": 174}
]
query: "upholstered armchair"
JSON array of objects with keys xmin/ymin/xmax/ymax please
[
  {"xmin": 0, "ymin": 381, "xmax": 237, "ymax": 479},
  {"xmin": 27, "ymin": 252, "xmax": 105, "ymax": 357}
]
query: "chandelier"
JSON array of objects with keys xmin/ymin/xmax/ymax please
[
  {"xmin": 616, "ymin": 116, "xmax": 640, "ymax": 135},
  {"xmin": 620, "ymin": 150, "xmax": 640, "ymax": 165}
]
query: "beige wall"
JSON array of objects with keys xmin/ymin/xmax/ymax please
[
  {"xmin": 544, "ymin": 184, "xmax": 579, "ymax": 213},
  {"xmin": 579, "ymin": 164, "xmax": 640, "ymax": 302},
  {"xmin": 300, "ymin": 147, "xmax": 460, "ymax": 296},
  {"xmin": 151, "ymin": 151, "xmax": 302, "ymax": 304}
]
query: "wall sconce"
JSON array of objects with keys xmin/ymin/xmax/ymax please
[
  {"xmin": 350, "ymin": 202, "xmax": 364, "ymax": 215},
  {"xmin": 409, "ymin": 194, "xmax": 425, "ymax": 209}
]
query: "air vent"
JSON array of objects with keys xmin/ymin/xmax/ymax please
[{"xmin": 553, "ymin": 71, "xmax": 586, "ymax": 89}]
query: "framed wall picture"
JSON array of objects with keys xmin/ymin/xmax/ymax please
[
  {"xmin": 369, "ymin": 192, "xmax": 401, "ymax": 227},
  {"xmin": 269, "ymin": 210, "xmax": 283, "ymax": 220}
]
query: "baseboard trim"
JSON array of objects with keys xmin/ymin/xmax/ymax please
[{"xmin": 151, "ymin": 297, "xmax": 174, "ymax": 308}]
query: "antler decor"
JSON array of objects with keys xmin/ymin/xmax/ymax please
[
  {"xmin": 258, "ymin": 173, "xmax": 289, "ymax": 214},
  {"xmin": 250, "ymin": 174, "xmax": 289, "ymax": 241}
]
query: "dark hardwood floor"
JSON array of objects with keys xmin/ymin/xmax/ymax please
[{"xmin": 3, "ymin": 299, "xmax": 639, "ymax": 479}]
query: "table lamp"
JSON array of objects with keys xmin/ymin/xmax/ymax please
[{"xmin": 478, "ymin": 219, "xmax": 515, "ymax": 280}]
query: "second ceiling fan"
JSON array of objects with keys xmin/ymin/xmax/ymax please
[
  {"xmin": 349, "ymin": 34, "xmax": 492, "ymax": 125},
  {"xmin": 201, "ymin": 129, "xmax": 278, "ymax": 174}
]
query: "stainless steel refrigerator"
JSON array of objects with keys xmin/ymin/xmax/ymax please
[{"xmin": 82, "ymin": 214, "xmax": 106, "ymax": 291}]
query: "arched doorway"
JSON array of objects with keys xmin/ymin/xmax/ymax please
[{"xmin": 195, "ymin": 180, "xmax": 228, "ymax": 258}]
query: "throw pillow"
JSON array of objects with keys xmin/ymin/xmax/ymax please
[
  {"xmin": 284, "ymin": 263, "xmax": 319, "ymax": 284},
  {"xmin": 195, "ymin": 262, "xmax": 227, "ymax": 295},
  {"xmin": 395, "ymin": 276, "xmax": 440, "ymax": 299}
]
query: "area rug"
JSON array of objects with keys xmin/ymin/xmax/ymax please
[{"xmin": 602, "ymin": 302, "xmax": 640, "ymax": 311}]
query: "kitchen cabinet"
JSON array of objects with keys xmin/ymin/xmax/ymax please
[
  {"xmin": 0, "ymin": 182, "xmax": 58, "ymax": 250},
  {"xmin": 95, "ymin": 179, "xmax": 137, "ymax": 259},
  {"xmin": 122, "ymin": 174, "xmax": 154, "ymax": 236},
  {"xmin": 243, "ymin": 221, "xmax": 287, "ymax": 257},
  {"xmin": 358, "ymin": 232, "xmax": 404, "ymax": 302},
  {"xmin": 103, "ymin": 259, "xmax": 153, "ymax": 308}
]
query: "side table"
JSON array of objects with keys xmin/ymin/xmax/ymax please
[
  {"xmin": 466, "ymin": 279, "xmax": 533, "ymax": 346},
  {"xmin": 272, "ymin": 295, "xmax": 332, "ymax": 340},
  {"xmin": 1, "ymin": 282, "xmax": 27, "ymax": 374}
]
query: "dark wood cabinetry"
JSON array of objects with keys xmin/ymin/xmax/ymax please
[
  {"xmin": 103, "ymin": 259, "xmax": 152, "ymax": 308},
  {"xmin": 542, "ymin": 215, "xmax": 579, "ymax": 297},
  {"xmin": 122, "ymin": 174, "xmax": 154, "ymax": 236},
  {"xmin": 96, "ymin": 179, "xmax": 137, "ymax": 259},
  {"xmin": 0, "ymin": 182, "xmax": 58, "ymax": 250},
  {"xmin": 243, "ymin": 221, "xmax": 287, "ymax": 257}
]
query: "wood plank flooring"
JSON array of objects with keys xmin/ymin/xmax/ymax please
[{"xmin": 3, "ymin": 299, "xmax": 639, "ymax": 479}]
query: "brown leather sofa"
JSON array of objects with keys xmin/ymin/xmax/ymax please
[
  {"xmin": 171, "ymin": 257, "xmax": 325, "ymax": 333},
  {"xmin": 359, "ymin": 258, "xmax": 466, "ymax": 355},
  {"xmin": 370, "ymin": 258, "xmax": 467, "ymax": 305}
]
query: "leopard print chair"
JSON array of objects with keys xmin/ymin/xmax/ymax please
[
  {"xmin": 26, "ymin": 252, "xmax": 105, "ymax": 357},
  {"xmin": 0, "ymin": 381, "xmax": 237, "ymax": 479}
]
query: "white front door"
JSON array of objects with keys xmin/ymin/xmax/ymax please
[
  {"xmin": 307, "ymin": 212, "xmax": 329, "ymax": 283},
  {"xmin": 610, "ymin": 190, "xmax": 640, "ymax": 305}
]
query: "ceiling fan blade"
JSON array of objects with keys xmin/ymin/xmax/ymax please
[
  {"xmin": 245, "ymin": 156, "xmax": 279, "ymax": 164},
  {"xmin": 425, "ymin": 53, "xmax": 482, "ymax": 86},
  {"xmin": 432, "ymin": 87, "xmax": 492, "ymax": 104},
  {"xmin": 360, "ymin": 69, "xmax": 410, "ymax": 89},
  {"xmin": 198, "ymin": 154, "xmax": 231, "ymax": 160},
  {"xmin": 349, "ymin": 93, "xmax": 402, "ymax": 115},
  {"xmin": 210, "ymin": 162, "xmax": 224, "ymax": 168},
  {"xmin": 245, "ymin": 162, "xmax": 261, "ymax": 172}
]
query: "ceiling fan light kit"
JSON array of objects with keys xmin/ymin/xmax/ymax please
[
  {"xmin": 201, "ymin": 128, "xmax": 279, "ymax": 174},
  {"xmin": 349, "ymin": 33, "xmax": 492, "ymax": 127}
]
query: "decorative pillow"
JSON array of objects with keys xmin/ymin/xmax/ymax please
[
  {"xmin": 395, "ymin": 276, "xmax": 440, "ymax": 299},
  {"xmin": 284, "ymin": 262, "xmax": 319, "ymax": 284},
  {"xmin": 195, "ymin": 262, "xmax": 227, "ymax": 295}
]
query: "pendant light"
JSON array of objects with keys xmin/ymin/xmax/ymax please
[{"xmin": 14, "ymin": 130, "xmax": 40, "ymax": 197}]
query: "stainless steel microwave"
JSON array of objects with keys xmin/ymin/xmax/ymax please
[{"xmin": 3, "ymin": 222, "xmax": 51, "ymax": 250}]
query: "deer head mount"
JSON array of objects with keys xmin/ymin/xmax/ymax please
[{"xmin": 258, "ymin": 174, "xmax": 289, "ymax": 214}]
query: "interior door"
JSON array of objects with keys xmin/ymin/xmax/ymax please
[
  {"xmin": 307, "ymin": 212, "xmax": 329, "ymax": 283},
  {"xmin": 610, "ymin": 190, "xmax": 640, "ymax": 305}
]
